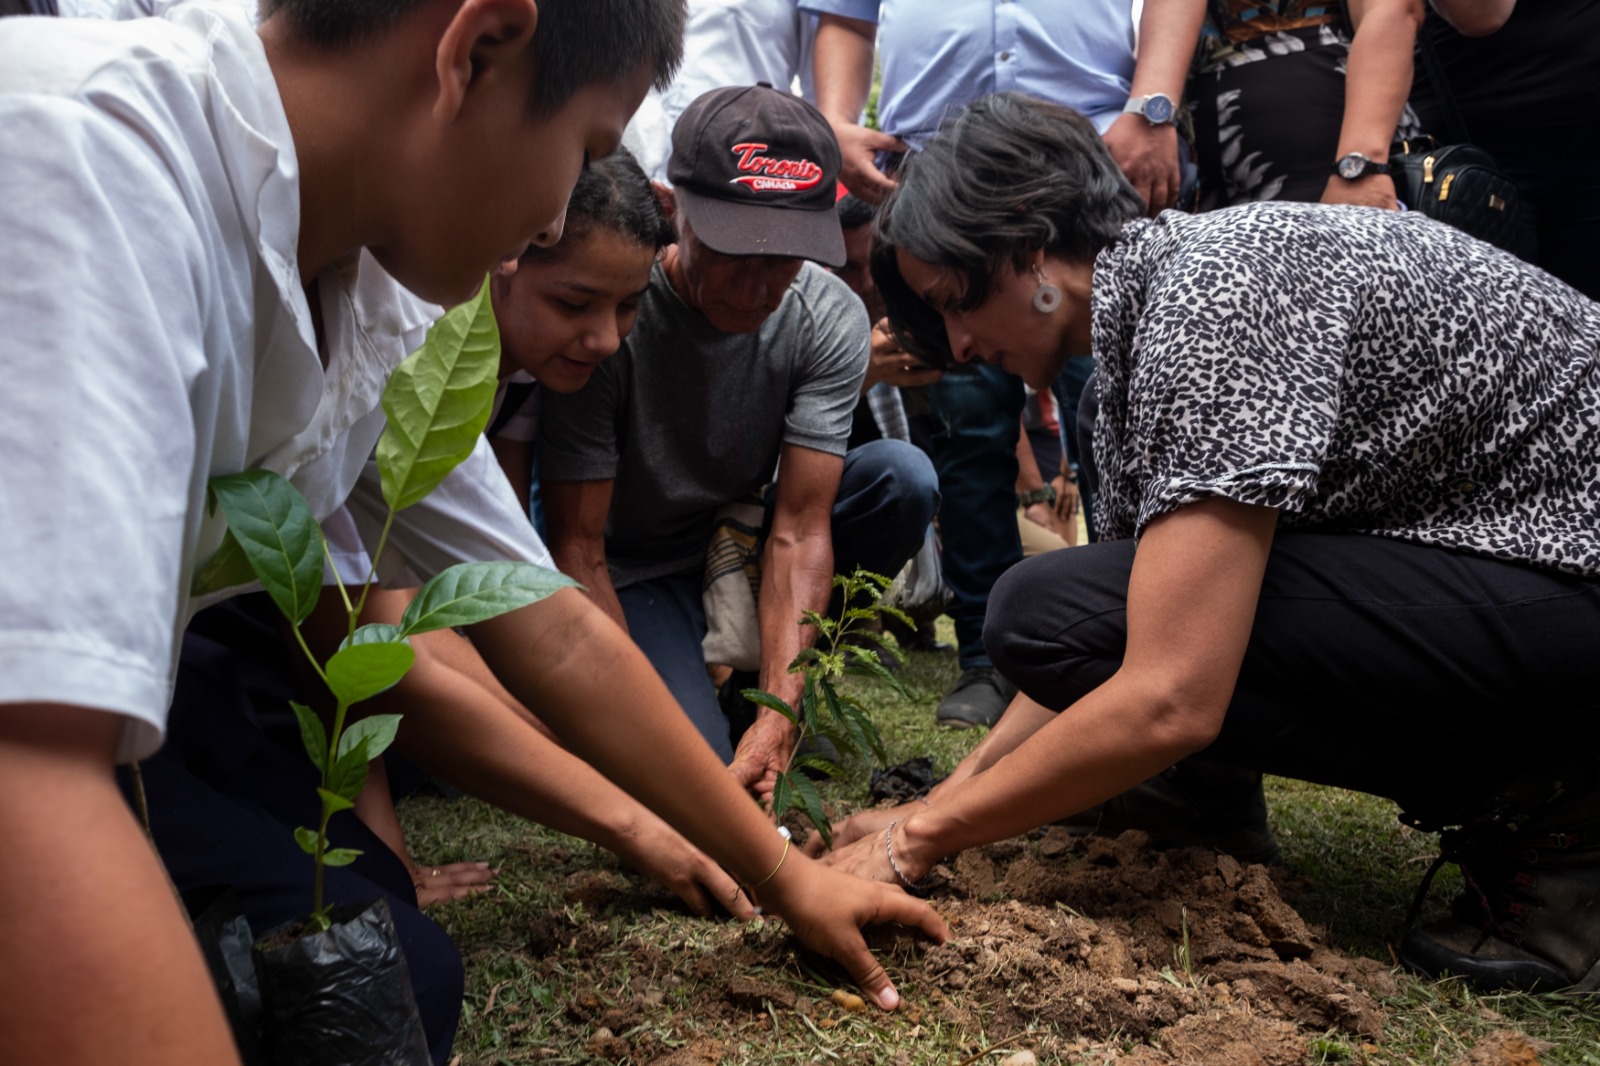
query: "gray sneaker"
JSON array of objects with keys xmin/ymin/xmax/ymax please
[{"xmin": 935, "ymin": 666, "xmax": 1017, "ymax": 729}]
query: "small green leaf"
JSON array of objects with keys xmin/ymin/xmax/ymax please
[
  {"xmin": 877, "ymin": 603, "xmax": 914, "ymax": 629},
  {"xmin": 328, "ymin": 742, "xmax": 370, "ymax": 804},
  {"xmin": 791, "ymin": 775, "xmax": 831, "ymax": 848},
  {"xmin": 769, "ymin": 773, "xmax": 793, "ymax": 823},
  {"xmin": 325, "ymin": 641, "xmax": 415, "ymax": 705},
  {"xmin": 787, "ymin": 647, "xmax": 825, "ymax": 671},
  {"xmin": 338, "ymin": 714, "xmax": 403, "ymax": 763},
  {"xmin": 791, "ymin": 751, "xmax": 841, "ymax": 777},
  {"xmin": 400, "ymin": 561, "xmax": 578, "ymax": 635},
  {"xmin": 190, "ymin": 529, "xmax": 257, "ymax": 598},
  {"xmin": 322, "ymin": 848, "xmax": 363, "ymax": 867},
  {"xmin": 293, "ymin": 826, "xmax": 321, "ymax": 856},
  {"xmin": 317, "ymin": 787, "xmax": 355, "ymax": 814},
  {"xmin": 377, "ymin": 277, "xmax": 502, "ymax": 512},
  {"xmin": 289, "ymin": 701, "xmax": 328, "ymax": 776},
  {"xmin": 208, "ymin": 471, "xmax": 324, "ymax": 624},
  {"xmin": 739, "ymin": 689, "xmax": 796, "ymax": 723},
  {"xmin": 842, "ymin": 645, "xmax": 908, "ymax": 696}
]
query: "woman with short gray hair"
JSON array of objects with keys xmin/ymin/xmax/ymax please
[{"xmin": 822, "ymin": 91, "xmax": 1600, "ymax": 995}]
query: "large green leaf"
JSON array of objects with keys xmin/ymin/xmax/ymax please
[
  {"xmin": 337, "ymin": 714, "xmax": 403, "ymax": 763},
  {"xmin": 190, "ymin": 529, "xmax": 256, "ymax": 598},
  {"xmin": 207, "ymin": 471, "xmax": 324, "ymax": 624},
  {"xmin": 399, "ymin": 561, "xmax": 578, "ymax": 635},
  {"xmin": 377, "ymin": 277, "xmax": 501, "ymax": 512},
  {"xmin": 317, "ymin": 787, "xmax": 355, "ymax": 814},
  {"xmin": 208, "ymin": 470, "xmax": 323, "ymax": 624},
  {"xmin": 790, "ymin": 774, "xmax": 831, "ymax": 848},
  {"xmin": 289, "ymin": 701, "xmax": 329, "ymax": 775},
  {"xmin": 325, "ymin": 642, "xmax": 415, "ymax": 706},
  {"xmin": 739, "ymin": 688, "xmax": 797, "ymax": 724}
]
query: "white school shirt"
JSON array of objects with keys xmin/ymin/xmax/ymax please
[{"xmin": 0, "ymin": 2, "xmax": 550, "ymax": 762}]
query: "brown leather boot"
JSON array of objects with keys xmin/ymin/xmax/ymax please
[{"xmin": 1400, "ymin": 786, "xmax": 1600, "ymax": 992}]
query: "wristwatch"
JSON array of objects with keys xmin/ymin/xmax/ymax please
[
  {"xmin": 1333, "ymin": 152, "xmax": 1392, "ymax": 181},
  {"xmin": 1122, "ymin": 92, "xmax": 1176, "ymax": 126},
  {"xmin": 1018, "ymin": 485, "xmax": 1057, "ymax": 508}
]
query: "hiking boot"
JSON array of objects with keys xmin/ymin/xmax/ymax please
[
  {"xmin": 935, "ymin": 666, "xmax": 1017, "ymax": 729},
  {"xmin": 1058, "ymin": 759, "xmax": 1282, "ymax": 866},
  {"xmin": 1399, "ymin": 786, "xmax": 1600, "ymax": 993}
]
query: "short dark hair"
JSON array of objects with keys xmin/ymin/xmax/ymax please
[
  {"xmin": 259, "ymin": 0, "xmax": 686, "ymax": 114},
  {"xmin": 520, "ymin": 147, "xmax": 673, "ymax": 263},
  {"xmin": 835, "ymin": 192, "xmax": 875, "ymax": 232},
  {"xmin": 872, "ymin": 92, "xmax": 1142, "ymax": 368}
]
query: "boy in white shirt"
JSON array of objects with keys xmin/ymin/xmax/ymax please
[{"xmin": 0, "ymin": 3, "xmax": 945, "ymax": 1062}]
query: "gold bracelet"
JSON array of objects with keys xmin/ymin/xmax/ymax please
[{"xmin": 751, "ymin": 836, "xmax": 791, "ymax": 890}]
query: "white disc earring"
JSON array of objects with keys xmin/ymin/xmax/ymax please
[{"xmin": 1031, "ymin": 267, "xmax": 1062, "ymax": 314}]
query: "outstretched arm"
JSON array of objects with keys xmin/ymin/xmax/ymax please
[
  {"xmin": 0, "ymin": 705, "xmax": 243, "ymax": 1065},
  {"xmin": 823, "ymin": 498, "xmax": 1277, "ymax": 884},
  {"xmin": 470, "ymin": 587, "xmax": 949, "ymax": 1009},
  {"xmin": 1323, "ymin": 0, "xmax": 1426, "ymax": 210},
  {"xmin": 304, "ymin": 589, "xmax": 752, "ymax": 917},
  {"xmin": 728, "ymin": 444, "xmax": 843, "ymax": 799}
]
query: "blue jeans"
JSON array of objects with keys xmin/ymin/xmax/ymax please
[
  {"xmin": 619, "ymin": 439, "xmax": 939, "ymax": 760},
  {"xmin": 1051, "ymin": 355, "xmax": 1097, "ymax": 543},
  {"xmin": 927, "ymin": 363, "xmax": 1026, "ymax": 668}
]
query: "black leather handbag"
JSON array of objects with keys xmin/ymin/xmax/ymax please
[
  {"xmin": 1390, "ymin": 135, "xmax": 1520, "ymax": 249},
  {"xmin": 1392, "ymin": 31, "xmax": 1521, "ymax": 249}
]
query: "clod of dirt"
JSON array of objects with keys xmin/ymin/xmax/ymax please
[
  {"xmin": 1451, "ymin": 1030, "xmax": 1554, "ymax": 1066},
  {"xmin": 1000, "ymin": 1051, "xmax": 1038, "ymax": 1066},
  {"xmin": 725, "ymin": 975, "xmax": 796, "ymax": 1012},
  {"xmin": 583, "ymin": 1026, "xmax": 630, "ymax": 1062}
]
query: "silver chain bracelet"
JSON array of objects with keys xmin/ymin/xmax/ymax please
[{"xmin": 884, "ymin": 819, "xmax": 929, "ymax": 891}]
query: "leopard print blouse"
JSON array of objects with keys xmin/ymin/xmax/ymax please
[{"xmin": 1090, "ymin": 203, "xmax": 1600, "ymax": 576}]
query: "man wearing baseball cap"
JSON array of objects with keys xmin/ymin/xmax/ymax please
[{"xmin": 540, "ymin": 85, "xmax": 938, "ymax": 796}]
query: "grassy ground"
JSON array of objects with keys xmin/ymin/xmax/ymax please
[{"xmin": 402, "ymin": 630, "xmax": 1600, "ymax": 1064}]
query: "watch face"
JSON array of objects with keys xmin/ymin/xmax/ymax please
[
  {"xmin": 1337, "ymin": 154, "xmax": 1366, "ymax": 180},
  {"xmin": 1144, "ymin": 95, "xmax": 1175, "ymax": 125}
]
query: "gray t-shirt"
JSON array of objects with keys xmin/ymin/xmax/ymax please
[{"xmin": 539, "ymin": 259, "xmax": 870, "ymax": 586}]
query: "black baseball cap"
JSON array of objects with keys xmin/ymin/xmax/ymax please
[{"xmin": 668, "ymin": 84, "xmax": 845, "ymax": 268}]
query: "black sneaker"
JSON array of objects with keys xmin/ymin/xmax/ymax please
[
  {"xmin": 935, "ymin": 666, "xmax": 1017, "ymax": 729},
  {"xmin": 1399, "ymin": 787, "xmax": 1600, "ymax": 992},
  {"xmin": 1057, "ymin": 759, "xmax": 1282, "ymax": 866}
]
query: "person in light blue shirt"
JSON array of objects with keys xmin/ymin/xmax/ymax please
[{"xmin": 800, "ymin": 0, "xmax": 1206, "ymax": 732}]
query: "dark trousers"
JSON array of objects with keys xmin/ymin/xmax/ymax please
[
  {"xmin": 1476, "ymin": 123, "xmax": 1600, "ymax": 301},
  {"xmin": 123, "ymin": 604, "xmax": 463, "ymax": 1065},
  {"xmin": 928, "ymin": 363, "xmax": 1027, "ymax": 667},
  {"xmin": 986, "ymin": 533, "xmax": 1600, "ymax": 824},
  {"xmin": 619, "ymin": 439, "xmax": 939, "ymax": 760}
]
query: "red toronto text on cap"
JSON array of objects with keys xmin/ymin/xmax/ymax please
[{"xmin": 728, "ymin": 142, "xmax": 824, "ymax": 192}]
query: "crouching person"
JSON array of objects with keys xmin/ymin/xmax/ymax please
[{"xmin": 540, "ymin": 86, "xmax": 940, "ymax": 799}]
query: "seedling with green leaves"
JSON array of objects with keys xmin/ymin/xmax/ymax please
[
  {"xmin": 742, "ymin": 569, "xmax": 909, "ymax": 846},
  {"xmin": 198, "ymin": 278, "xmax": 575, "ymax": 932}
]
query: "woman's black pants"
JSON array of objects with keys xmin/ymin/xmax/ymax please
[{"xmin": 986, "ymin": 532, "xmax": 1600, "ymax": 826}]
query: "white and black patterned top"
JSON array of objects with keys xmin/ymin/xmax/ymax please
[{"xmin": 1090, "ymin": 203, "xmax": 1600, "ymax": 576}]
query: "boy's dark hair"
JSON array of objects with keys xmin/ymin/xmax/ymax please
[
  {"xmin": 521, "ymin": 147, "xmax": 673, "ymax": 263},
  {"xmin": 871, "ymin": 92, "xmax": 1142, "ymax": 368},
  {"xmin": 835, "ymin": 192, "xmax": 875, "ymax": 233},
  {"xmin": 260, "ymin": 0, "xmax": 686, "ymax": 114}
]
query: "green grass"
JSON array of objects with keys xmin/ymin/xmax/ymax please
[{"xmin": 402, "ymin": 626, "xmax": 1600, "ymax": 1064}]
